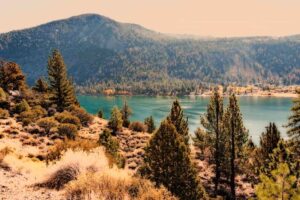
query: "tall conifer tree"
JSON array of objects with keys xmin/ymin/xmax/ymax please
[
  {"xmin": 167, "ymin": 99, "xmax": 189, "ymax": 145},
  {"xmin": 200, "ymin": 88, "xmax": 224, "ymax": 195},
  {"xmin": 286, "ymin": 89, "xmax": 300, "ymax": 145},
  {"xmin": 259, "ymin": 122, "xmax": 281, "ymax": 162},
  {"xmin": 121, "ymin": 100, "xmax": 131, "ymax": 127},
  {"xmin": 144, "ymin": 116, "xmax": 156, "ymax": 133},
  {"xmin": 47, "ymin": 49, "xmax": 77, "ymax": 111},
  {"xmin": 223, "ymin": 94, "xmax": 248, "ymax": 199},
  {"xmin": 141, "ymin": 120, "xmax": 207, "ymax": 200},
  {"xmin": 33, "ymin": 78, "xmax": 48, "ymax": 93}
]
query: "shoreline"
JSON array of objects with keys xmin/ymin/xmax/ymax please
[{"xmin": 77, "ymin": 92, "xmax": 298, "ymax": 98}]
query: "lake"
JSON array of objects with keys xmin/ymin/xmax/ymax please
[{"xmin": 78, "ymin": 95, "xmax": 293, "ymax": 144}]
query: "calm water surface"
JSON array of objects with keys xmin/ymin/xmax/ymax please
[{"xmin": 78, "ymin": 95, "xmax": 293, "ymax": 144}]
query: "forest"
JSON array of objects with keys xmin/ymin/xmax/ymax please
[{"xmin": 1, "ymin": 14, "xmax": 300, "ymax": 95}]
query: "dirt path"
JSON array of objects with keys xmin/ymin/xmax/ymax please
[{"xmin": 0, "ymin": 168, "xmax": 63, "ymax": 200}]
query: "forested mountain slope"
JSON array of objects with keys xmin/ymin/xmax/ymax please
[{"xmin": 0, "ymin": 14, "xmax": 299, "ymax": 92}]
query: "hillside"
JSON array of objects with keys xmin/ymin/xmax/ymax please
[{"xmin": 0, "ymin": 14, "xmax": 300, "ymax": 94}]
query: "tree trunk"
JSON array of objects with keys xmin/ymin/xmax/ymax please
[
  {"xmin": 215, "ymin": 99, "xmax": 220, "ymax": 196},
  {"xmin": 230, "ymin": 118, "xmax": 236, "ymax": 199}
]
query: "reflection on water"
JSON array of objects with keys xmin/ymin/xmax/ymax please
[{"xmin": 78, "ymin": 95, "xmax": 293, "ymax": 144}]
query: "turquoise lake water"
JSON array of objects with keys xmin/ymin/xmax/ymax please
[{"xmin": 78, "ymin": 95, "xmax": 293, "ymax": 144}]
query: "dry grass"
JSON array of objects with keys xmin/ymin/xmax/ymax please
[
  {"xmin": 38, "ymin": 148, "xmax": 177, "ymax": 199},
  {"xmin": 65, "ymin": 172, "xmax": 177, "ymax": 200},
  {"xmin": 46, "ymin": 138, "xmax": 98, "ymax": 162},
  {"xmin": 39, "ymin": 148, "xmax": 111, "ymax": 190}
]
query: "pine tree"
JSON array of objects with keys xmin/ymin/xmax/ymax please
[
  {"xmin": 167, "ymin": 99, "xmax": 189, "ymax": 145},
  {"xmin": 200, "ymin": 88, "xmax": 224, "ymax": 195},
  {"xmin": 255, "ymin": 163, "xmax": 300, "ymax": 200},
  {"xmin": 108, "ymin": 106, "xmax": 123, "ymax": 135},
  {"xmin": 140, "ymin": 120, "xmax": 207, "ymax": 200},
  {"xmin": 259, "ymin": 122, "xmax": 281, "ymax": 162},
  {"xmin": 47, "ymin": 49, "xmax": 77, "ymax": 111},
  {"xmin": 286, "ymin": 89, "xmax": 300, "ymax": 150},
  {"xmin": 144, "ymin": 116, "xmax": 156, "ymax": 133},
  {"xmin": 33, "ymin": 78, "xmax": 48, "ymax": 93},
  {"xmin": 265, "ymin": 140, "xmax": 298, "ymax": 177},
  {"xmin": 223, "ymin": 94, "xmax": 249, "ymax": 199},
  {"xmin": 121, "ymin": 101, "xmax": 132, "ymax": 127},
  {"xmin": 97, "ymin": 109, "xmax": 104, "ymax": 119},
  {"xmin": 0, "ymin": 62, "xmax": 26, "ymax": 92}
]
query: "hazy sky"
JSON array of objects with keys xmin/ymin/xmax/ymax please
[{"xmin": 1, "ymin": 0, "xmax": 300, "ymax": 37}]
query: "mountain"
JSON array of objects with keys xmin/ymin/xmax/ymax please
[{"xmin": 0, "ymin": 14, "xmax": 299, "ymax": 94}]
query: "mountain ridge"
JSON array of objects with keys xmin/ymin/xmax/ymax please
[{"xmin": 0, "ymin": 13, "xmax": 299, "ymax": 94}]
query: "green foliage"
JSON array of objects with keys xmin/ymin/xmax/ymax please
[
  {"xmin": 37, "ymin": 117, "xmax": 58, "ymax": 134},
  {"xmin": 129, "ymin": 121, "xmax": 147, "ymax": 132},
  {"xmin": 167, "ymin": 99, "xmax": 189, "ymax": 145},
  {"xmin": 1, "ymin": 14, "xmax": 300, "ymax": 94},
  {"xmin": 264, "ymin": 140, "xmax": 299, "ymax": 177},
  {"xmin": 33, "ymin": 78, "xmax": 48, "ymax": 93},
  {"xmin": 54, "ymin": 111, "xmax": 81, "ymax": 129},
  {"xmin": 121, "ymin": 101, "xmax": 132, "ymax": 128},
  {"xmin": 223, "ymin": 94, "xmax": 249, "ymax": 198},
  {"xmin": 108, "ymin": 106, "xmax": 123, "ymax": 135},
  {"xmin": 199, "ymin": 89, "xmax": 224, "ymax": 194},
  {"xmin": 58, "ymin": 123, "xmax": 78, "ymax": 140},
  {"xmin": 15, "ymin": 99, "xmax": 30, "ymax": 114},
  {"xmin": 0, "ymin": 108, "xmax": 9, "ymax": 119},
  {"xmin": 255, "ymin": 163, "xmax": 300, "ymax": 200},
  {"xmin": 0, "ymin": 62, "xmax": 26, "ymax": 92},
  {"xmin": 141, "ymin": 120, "xmax": 207, "ymax": 200},
  {"xmin": 99, "ymin": 129, "xmax": 125, "ymax": 168},
  {"xmin": 144, "ymin": 116, "xmax": 156, "ymax": 133},
  {"xmin": 286, "ymin": 89, "xmax": 300, "ymax": 143},
  {"xmin": 97, "ymin": 109, "xmax": 104, "ymax": 119},
  {"xmin": 47, "ymin": 49, "xmax": 77, "ymax": 111},
  {"xmin": 19, "ymin": 106, "xmax": 47, "ymax": 126},
  {"xmin": 67, "ymin": 105, "xmax": 93, "ymax": 126},
  {"xmin": 193, "ymin": 128, "xmax": 213, "ymax": 154},
  {"xmin": 259, "ymin": 122, "xmax": 281, "ymax": 163}
]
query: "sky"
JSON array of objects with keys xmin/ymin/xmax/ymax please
[{"xmin": 1, "ymin": 0, "xmax": 300, "ymax": 37}]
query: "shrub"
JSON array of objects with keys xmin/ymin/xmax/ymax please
[
  {"xmin": 0, "ymin": 62, "xmax": 26, "ymax": 92},
  {"xmin": 14, "ymin": 99, "xmax": 30, "ymax": 114},
  {"xmin": 0, "ymin": 87, "xmax": 7, "ymax": 102},
  {"xmin": 31, "ymin": 105, "xmax": 47, "ymax": 117},
  {"xmin": 55, "ymin": 111, "xmax": 81, "ymax": 129},
  {"xmin": 40, "ymin": 149, "xmax": 111, "ymax": 190},
  {"xmin": 97, "ymin": 109, "xmax": 104, "ymax": 118},
  {"xmin": 99, "ymin": 129, "xmax": 119, "ymax": 155},
  {"xmin": 58, "ymin": 123, "xmax": 78, "ymax": 140},
  {"xmin": 144, "ymin": 116, "xmax": 156, "ymax": 133},
  {"xmin": 99, "ymin": 129, "xmax": 125, "ymax": 168},
  {"xmin": 67, "ymin": 105, "xmax": 93, "ymax": 126},
  {"xmin": 46, "ymin": 139, "xmax": 98, "ymax": 163},
  {"xmin": 37, "ymin": 117, "xmax": 58, "ymax": 134},
  {"xmin": 108, "ymin": 106, "xmax": 123, "ymax": 135},
  {"xmin": 40, "ymin": 164, "xmax": 80, "ymax": 190},
  {"xmin": 0, "ymin": 109, "xmax": 9, "ymax": 119},
  {"xmin": 129, "ymin": 121, "xmax": 147, "ymax": 132},
  {"xmin": 19, "ymin": 106, "xmax": 47, "ymax": 126},
  {"xmin": 64, "ymin": 173, "xmax": 177, "ymax": 200}
]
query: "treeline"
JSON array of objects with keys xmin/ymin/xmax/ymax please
[{"xmin": 1, "ymin": 14, "xmax": 300, "ymax": 95}]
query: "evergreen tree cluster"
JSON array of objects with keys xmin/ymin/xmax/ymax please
[{"xmin": 197, "ymin": 89, "xmax": 249, "ymax": 198}]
